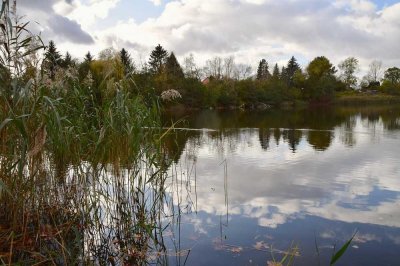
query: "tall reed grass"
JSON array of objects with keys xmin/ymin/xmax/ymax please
[{"xmin": 0, "ymin": 1, "xmax": 181, "ymax": 264}]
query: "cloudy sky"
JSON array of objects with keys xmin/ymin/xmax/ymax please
[{"xmin": 19, "ymin": 0, "xmax": 400, "ymax": 72}]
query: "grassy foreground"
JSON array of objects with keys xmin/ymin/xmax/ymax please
[{"xmin": 0, "ymin": 2, "xmax": 176, "ymax": 264}]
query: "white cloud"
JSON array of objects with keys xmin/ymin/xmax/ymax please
[
  {"xmin": 62, "ymin": 0, "xmax": 120, "ymax": 28},
  {"xmin": 19, "ymin": 0, "xmax": 400, "ymax": 70},
  {"xmin": 164, "ymin": 116, "xmax": 400, "ymax": 230},
  {"xmin": 149, "ymin": 0, "xmax": 163, "ymax": 6}
]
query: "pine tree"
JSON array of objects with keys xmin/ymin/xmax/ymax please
[
  {"xmin": 280, "ymin": 66, "xmax": 288, "ymax": 82},
  {"xmin": 286, "ymin": 56, "xmax": 300, "ymax": 86},
  {"xmin": 272, "ymin": 63, "xmax": 280, "ymax": 80},
  {"xmin": 120, "ymin": 48, "xmax": 134, "ymax": 75},
  {"xmin": 165, "ymin": 52, "xmax": 184, "ymax": 79},
  {"xmin": 84, "ymin": 52, "xmax": 94, "ymax": 63},
  {"xmin": 149, "ymin": 44, "xmax": 168, "ymax": 75},
  {"xmin": 256, "ymin": 59, "xmax": 270, "ymax": 80},
  {"xmin": 79, "ymin": 52, "xmax": 93, "ymax": 81},
  {"xmin": 44, "ymin": 40, "xmax": 62, "ymax": 80},
  {"xmin": 256, "ymin": 60, "xmax": 264, "ymax": 80},
  {"xmin": 61, "ymin": 52, "xmax": 73, "ymax": 69}
]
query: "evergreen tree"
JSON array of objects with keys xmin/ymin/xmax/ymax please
[
  {"xmin": 165, "ymin": 52, "xmax": 184, "ymax": 79},
  {"xmin": 61, "ymin": 52, "xmax": 73, "ymax": 69},
  {"xmin": 120, "ymin": 48, "xmax": 134, "ymax": 75},
  {"xmin": 79, "ymin": 52, "xmax": 94, "ymax": 81},
  {"xmin": 43, "ymin": 40, "xmax": 62, "ymax": 80},
  {"xmin": 280, "ymin": 66, "xmax": 288, "ymax": 82},
  {"xmin": 272, "ymin": 63, "xmax": 280, "ymax": 80},
  {"xmin": 286, "ymin": 56, "xmax": 300, "ymax": 86},
  {"xmin": 84, "ymin": 52, "xmax": 94, "ymax": 63},
  {"xmin": 256, "ymin": 59, "xmax": 270, "ymax": 80},
  {"xmin": 149, "ymin": 44, "xmax": 168, "ymax": 75}
]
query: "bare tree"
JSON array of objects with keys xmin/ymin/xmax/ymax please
[
  {"xmin": 367, "ymin": 60, "xmax": 383, "ymax": 83},
  {"xmin": 233, "ymin": 64, "xmax": 252, "ymax": 80},
  {"xmin": 204, "ymin": 56, "xmax": 223, "ymax": 79},
  {"xmin": 98, "ymin": 47, "xmax": 117, "ymax": 60},
  {"xmin": 223, "ymin": 56, "xmax": 235, "ymax": 79},
  {"xmin": 183, "ymin": 53, "xmax": 201, "ymax": 80}
]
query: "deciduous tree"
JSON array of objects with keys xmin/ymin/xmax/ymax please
[
  {"xmin": 338, "ymin": 57, "xmax": 359, "ymax": 89},
  {"xmin": 384, "ymin": 67, "xmax": 400, "ymax": 84},
  {"xmin": 366, "ymin": 60, "xmax": 382, "ymax": 83}
]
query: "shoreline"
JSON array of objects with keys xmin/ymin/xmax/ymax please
[{"xmin": 164, "ymin": 94, "xmax": 400, "ymax": 112}]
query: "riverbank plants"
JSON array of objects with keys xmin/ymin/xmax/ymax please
[{"xmin": 0, "ymin": 1, "xmax": 176, "ymax": 264}]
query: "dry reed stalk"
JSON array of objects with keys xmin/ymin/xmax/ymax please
[{"xmin": 27, "ymin": 125, "xmax": 47, "ymax": 157}]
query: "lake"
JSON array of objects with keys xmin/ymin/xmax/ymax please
[{"xmin": 159, "ymin": 105, "xmax": 400, "ymax": 265}]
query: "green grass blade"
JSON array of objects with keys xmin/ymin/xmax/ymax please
[{"xmin": 330, "ymin": 231, "xmax": 357, "ymax": 265}]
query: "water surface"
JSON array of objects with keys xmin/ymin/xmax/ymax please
[{"xmin": 161, "ymin": 106, "xmax": 400, "ymax": 266}]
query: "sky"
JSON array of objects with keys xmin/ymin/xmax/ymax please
[{"xmin": 18, "ymin": 0, "xmax": 400, "ymax": 73}]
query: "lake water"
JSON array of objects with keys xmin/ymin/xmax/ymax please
[{"xmin": 160, "ymin": 106, "xmax": 400, "ymax": 266}]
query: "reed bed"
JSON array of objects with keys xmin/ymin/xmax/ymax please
[{"xmin": 0, "ymin": 1, "xmax": 186, "ymax": 264}]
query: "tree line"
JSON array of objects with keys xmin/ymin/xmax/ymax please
[{"xmin": 15, "ymin": 41, "xmax": 400, "ymax": 109}]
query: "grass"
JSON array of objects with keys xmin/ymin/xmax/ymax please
[{"xmin": 334, "ymin": 92, "xmax": 400, "ymax": 105}]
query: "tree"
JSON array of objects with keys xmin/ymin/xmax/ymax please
[
  {"xmin": 204, "ymin": 56, "xmax": 223, "ymax": 80},
  {"xmin": 366, "ymin": 60, "xmax": 382, "ymax": 83},
  {"xmin": 165, "ymin": 52, "xmax": 184, "ymax": 79},
  {"xmin": 381, "ymin": 67, "xmax": 400, "ymax": 95},
  {"xmin": 304, "ymin": 56, "xmax": 338, "ymax": 101},
  {"xmin": 256, "ymin": 59, "xmax": 270, "ymax": 80},
  {"xmin": 183, "ymin": 53, "xmax": 201, "ymax": 80},
  {"xmin": 84, "ymin": 52, "xmax": 94, "ymax": 63},
  {"xmin": 383, "ymin": 67, "xmax": 400, "ymax": 84},
  {"xmin": 43, "ymin": 40, "xmax": 62, "ymax": 80},
  {"xmin": 272, "ymin": 63, "xmax": 280, "ymax": 80},
  {"xmin": 223, "ymin": 56, "xmax": 235, "ymax": 79},
  {"xmin": 286, "ymin": 56, "xmax": 300, "ymax": 86},
  {"xmin": 98, "ymin": 47, "xmax": 116, "ymax": 60},
  {"xmin": 61, "ymin": 52, "xmax": 73, "ymax": 69},
  {"xmin": 306, "ymin": 56, "xmax": 336, "ymax": 79},
  {"xmin": 280, "ymin": 66, "xmax": 288, "ymax": 82},
  {"xmin": 120, "ymin": 48, "xmax": 134, "ymax": 75},
  {"xmin": 79, "ymin": 52, "xmax": 94, "ymax": 81},
  {"xmin": 338, "ymin": 57, "xmax": 359, "ymax": 89},
  {"xmin": 149, "ymin": 44, "xmax": 168, "ymax": 75},
  {"xmin": 233, "ymin": 64, "xmax": 252, "ymax": 80}
]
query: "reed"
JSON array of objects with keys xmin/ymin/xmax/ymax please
[{"xmin": 0, "ymin": 1, "xmax": 179, "ymax": 264}]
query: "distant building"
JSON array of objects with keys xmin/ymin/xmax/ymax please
[
  {"xmin": 202, "ymin": 77, "xmax": 211, "ymax": 85},
  {"xmin": 202, "ymin": 76, "xmax": 216, "ymax": 85}
]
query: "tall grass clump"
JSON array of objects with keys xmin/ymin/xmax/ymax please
[{"xmin": 0, "ymin": 1, "xmax": 175, "ymax": 264}]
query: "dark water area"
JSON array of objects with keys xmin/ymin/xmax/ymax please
[{"xmin": 160, "ymin": 106, "xmax": 400, "ymax": 265}]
